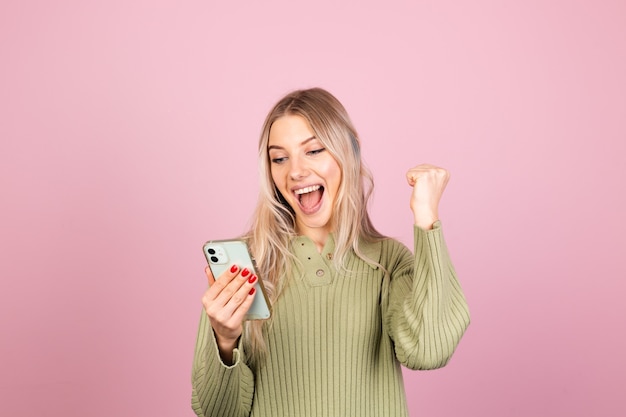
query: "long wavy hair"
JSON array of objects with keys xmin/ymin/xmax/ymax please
[{"xmin": 242, "ymin": 87, "xmax": 385, "ymax": 366}]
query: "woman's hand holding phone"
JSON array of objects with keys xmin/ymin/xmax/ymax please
[{"xmin": 201, "ymin": 264, "xmax": 257, "ymax": 364}]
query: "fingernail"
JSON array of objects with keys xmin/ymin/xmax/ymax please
[
  {"xmin": 249, "ymin": 287, "xmax": 256, "ymax": 295},
  {"xmin": 241, "ymin": 268, "xmax": 250, "ymax": 277},
  {"xmin": 248, "ymin": 274, "xmax": 257, "ymax": 284},
  {"xmin": 230, "ymin": 264, "xmax": 238, "ymax": 273}
]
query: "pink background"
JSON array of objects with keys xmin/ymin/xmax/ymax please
[{"xmin": 1, "ymin": 1, "xmax": 625, "ymax": 416}]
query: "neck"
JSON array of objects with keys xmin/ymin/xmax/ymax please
[{"xmin": 296, "ymin": 226, "xmax": 330, "ymax": 253}]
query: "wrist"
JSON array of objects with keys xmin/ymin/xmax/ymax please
[
  {"xmin": 214, "ymin": 333, "xmax": 240, "ymax": 365},
  {"xmin": 412, "ymin": 208, "xmax": 438, "ymax": 230},
  {"xmin": 414, "ymin": 219, "xmax": 437, "ymax": 230},
  {"xmin": 217, "ymin": 335, "xmax": 238, "ymax": 351}
]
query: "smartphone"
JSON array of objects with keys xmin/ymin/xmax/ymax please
[{"xmin": 202, "ymin": 239, "xmax": 271, "ymax": 320}]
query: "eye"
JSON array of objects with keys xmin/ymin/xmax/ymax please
[
  {"xmin": 270, "ymin": 156, "xmax": 287, "ymax": 164},
  {"xmin": 307, "ymin": 148, "xmax": 325, "ymax": 156}
]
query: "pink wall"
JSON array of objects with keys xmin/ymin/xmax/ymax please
[{"xmin": 1, "ymin": 1, "xmax": 625, "ymax": 416}]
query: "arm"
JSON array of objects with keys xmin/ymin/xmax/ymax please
[
  {"xmin": 191, "ymin": 265, "xmax": 258, "ymax": 416},
  {"xmin": 383, "ymin": 164, "xmax": 470, "ymax": 369},
  {"xmin": 191, "ymin": 311, "xmax": 255, "ymax": 417},
  {"xmin": 384, "ymin": 222, "xmax": 470, "ymax": 370}
]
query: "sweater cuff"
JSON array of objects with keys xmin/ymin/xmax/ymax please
[
  {"xmin": 210, "ymin": 328, "xmax": 246, "ymax": 369},
  {"xmin": 414, "ymin": 219, "xmax": 442, "ymax": 234}
]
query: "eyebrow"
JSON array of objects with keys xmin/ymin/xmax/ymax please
[{"xmin": 268, "ymin": 136, "xmax": 317, "ymax": 151}]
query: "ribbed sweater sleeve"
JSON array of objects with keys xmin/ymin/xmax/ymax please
[
  {"xmin": 191, "ymin": 311, "xmax": 255, "ymax": 417},
  {"xmin": 384, "ymin": 221, "xmax": 470, "ymax": 370}
]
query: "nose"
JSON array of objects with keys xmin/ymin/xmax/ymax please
[{"xmin": 289, "ymin": 155, "xmax": 309, "ymax": 180}]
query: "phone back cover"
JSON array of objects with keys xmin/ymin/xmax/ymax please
[{"xmin": 203, "ymin": 239, "xmax": 271, "ymax": 320}]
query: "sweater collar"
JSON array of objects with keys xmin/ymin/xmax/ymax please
[{"xmin": 292, "ymin": 233, "xmax": 382, "ymax": 270}]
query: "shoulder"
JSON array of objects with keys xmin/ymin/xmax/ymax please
[
  {"xmin": 381, "ymin": 238, "xmax": 413, "ymax": 269},
  {"xmin": 357, "ymin": 236, "xmax": 412, "ymax": 270}
]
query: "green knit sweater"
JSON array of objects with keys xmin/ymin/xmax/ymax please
[{"xmin": 191, "ymin": 222, "xmax": 470, "ymax": 417}]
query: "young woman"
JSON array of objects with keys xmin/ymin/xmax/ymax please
[{"xmin": 191, "ymin": 88, "xmax": 470, "ymax": 417}]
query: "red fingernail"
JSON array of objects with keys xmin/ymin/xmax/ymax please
[
  {"xmin": 230, "ymin": 264, "xmax": 238, "ymax": 273},
  {"xmin": 249, "ymin": 288, "xmax": 256, "ymax": 295},
  {"xmin": 248, "ymin": 274, "xmax": 257, "ymax": 284},
  {"xmin": 241, "ymin": 268, "xmax": 250, "ymax": 277}
]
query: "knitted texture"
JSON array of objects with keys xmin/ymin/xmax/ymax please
[{"xmin": 192, "ymin": 223, "xmax": 470, "ymax": 417}]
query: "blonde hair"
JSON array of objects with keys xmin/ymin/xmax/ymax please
[{"xmin": 242, "ymin": 87, "xmax": 385, "ymax": 366}]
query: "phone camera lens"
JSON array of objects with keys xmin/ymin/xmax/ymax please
[
  {"xmin": 208, "ymin": 248, "xmax": 216, "ymax": 255},
  {"xmin": 210, "ymin": 256, "xmax": 219, "ymax": 263}
]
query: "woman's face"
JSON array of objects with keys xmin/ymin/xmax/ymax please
[{"xmin": 268, "ymin": 115, "xmax": 342, "ymax": 238}]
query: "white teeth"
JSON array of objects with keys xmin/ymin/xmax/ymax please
[{"xmin": 294, "ymin": 185, "xmax": 321, "ymax": 195}]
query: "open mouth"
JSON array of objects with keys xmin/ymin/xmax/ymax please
[{"xmin": 294, "ymin": 185, "xmax": 324, "ymax": 213}]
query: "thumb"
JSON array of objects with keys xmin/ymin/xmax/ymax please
[
  {"xmin": 406, "ymin": 171, "xmax": 419, "ymax": 187},
  {"xmin": 205, "ymin": 266, "xmax": 216, "ymax": 286}
]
